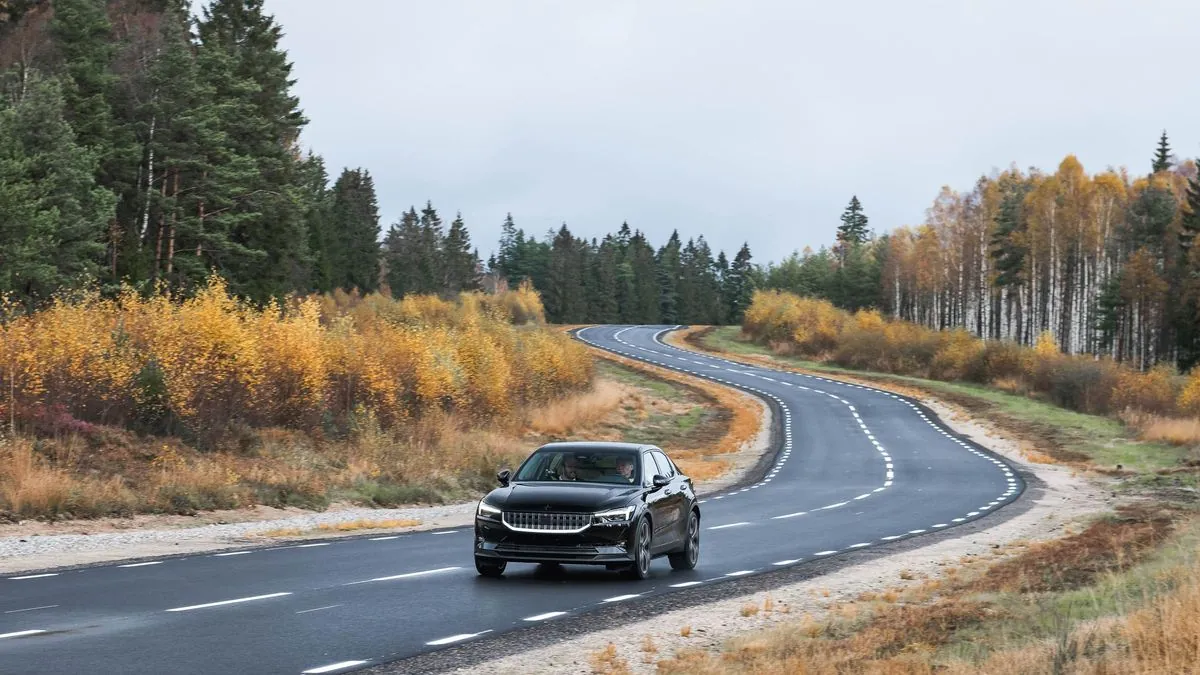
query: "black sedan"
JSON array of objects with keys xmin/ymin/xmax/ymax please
[{"xmin": 473, "ymin": 442, "xmax": 701, "ymax": 580}]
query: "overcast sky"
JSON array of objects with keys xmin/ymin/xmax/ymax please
[{"xmin": 260, "ymin": 0, "xmax": 1199, "ymax": 265}]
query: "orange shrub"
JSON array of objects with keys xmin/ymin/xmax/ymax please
[{"xmin": 1113, "ymin": 364, "xmax": 1178, "ymax": 416}]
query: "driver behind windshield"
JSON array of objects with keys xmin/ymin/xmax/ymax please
[{"xmin": 559, "ymin": 455, "xmax": 582, "ymax": 480}]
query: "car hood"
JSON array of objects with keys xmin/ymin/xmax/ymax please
[{"xmin": 484, "ymin": 482, "xmax": 641, "ymax": 513}]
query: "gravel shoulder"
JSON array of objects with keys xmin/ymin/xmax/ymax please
[
  {"xmin": 444, "ymin": 380, "xmax": 1112, "ymax": 675},
  {"xmin": 0, "ymin": 383, "xmax": 774, "ymax": 575}
]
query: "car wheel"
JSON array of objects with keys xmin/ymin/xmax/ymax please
[
  {"xmin": 475, "ymin": 556, "xmax": 506, "ymax": 578},
  {"xmin": 669, "ymin": 510, "xmax": 699, "ymax": 571},
  {"xmin": 624, "ymin": 518, "xmax": 653, "ymax": 580}
]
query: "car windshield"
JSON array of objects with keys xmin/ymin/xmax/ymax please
[{"xmin": 513, "ymin": 449, "xmax": 640, "ymax": 485}]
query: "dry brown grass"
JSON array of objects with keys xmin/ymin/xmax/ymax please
[
  {"xmin": 258, "ymin": 518, "xmax": 422, "ymax": 539},
  {"xmin": 971, "ymin": 504, "xmax": 1177, "ymax": 593},
  {"xmin": 1122, "ymin": 410, "xmax": 1200, "ymax": 447},
  {"xmin": 527, "ymin": 379, "xmax": 624, "ymax": 436},
  {"xmin": 0, "ymin": 372, "xmax": 649, "ymax": 521},
  {"xmin": 587, "ymin": 643, "xmax": 631, "ymax": 675},
  {"xmin": 680, "ymin": 625, "xmax": 692, "ymax": 638}
]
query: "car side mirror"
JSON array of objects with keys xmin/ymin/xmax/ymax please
[
  {"xmin": 497, "ymin": 469, "xmax": 511, "ymax": 486},
  {"xmin": 652, "ymin": 474, "xmax": 670, "ymax": 489}
]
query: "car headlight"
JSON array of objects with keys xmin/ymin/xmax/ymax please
[
  {"xmin": 477, "ymin": 500, "xmax": 502, "ymax": 519},
  {"xmin": 593, "ymin": 506, "xmax": 635, "ymax": 524}
]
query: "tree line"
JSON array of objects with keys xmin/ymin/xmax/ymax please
[
  {"xmin": 761, "ymin": 133, "xmax": 1200, "ymax": 372},
  {"xmin": 490, "ymin": 218, "xmax": 755, "ymax": 325}
]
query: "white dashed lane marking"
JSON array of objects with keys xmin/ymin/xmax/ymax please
[
  {"xmin": 0, "ymin": 630, "xmax": 47, "ymax": 640},
  {"xmin": 523, "ymin": 611, "xmax": 568, "ymax": 621},
  {"xmin": 425, "ymin": 630, "xmax": 492, "ymax": 646},
  {"xmin": 302, "ymin": 662, "xmax": 369, "ymax": 674},
  {"xmin": 165, "ymin": 592, "xmax": 292, "ymax": 613}
]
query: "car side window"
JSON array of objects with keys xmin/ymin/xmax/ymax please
[
  {"xmin": 642, "ymin": 453, "xmax": 659, "ymax": 486},
  {"xmin": 651, "ymin": 451, "xmax": 674, "ymax": 478}
]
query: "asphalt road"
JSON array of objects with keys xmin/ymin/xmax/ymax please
[{"xmin": 0, "ymin": 325, "xmax": 1024, "ymax": 675}]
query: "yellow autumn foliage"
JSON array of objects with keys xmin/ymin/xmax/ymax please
[
  {"xmin": 743, "ymin": 290, "xmax": 1192, "ymax": 417},
  {"xmin": 0, "ymin": 276, "xmax": 590, "ymax": 441}
]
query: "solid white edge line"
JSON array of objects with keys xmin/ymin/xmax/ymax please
[
  {"xmin": 119, "ymin": 561, "xmax": 163, "ymax": 568},
  {"xmin": 7, "ymin": 574, "xmax": 58, "ymax": 580},
  {"xmin": 302, "ymin": 660, "xmax": 368, "ymax": 673},
  {"xmin": 426, "ymin": 630, "xmax": 493, "ymax": 646},
  {"xmin": 165, "ymin": 592, "xmax": 291, "ymax": 612},
  {"xmin": 0, "ymin": 630, "xmax": 47, "ymax": 639},
  {"xmin": 523, "ymin": 611, "xmax": 568, "ymax": 621}
]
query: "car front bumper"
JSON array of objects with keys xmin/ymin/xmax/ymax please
[{"xmin": 474, "ymin": 517, "xmax": 636, "ymax": 564}]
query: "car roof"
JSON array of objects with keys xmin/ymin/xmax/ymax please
[{"xmin": 535, "ymin": 441, "xmax": 655, "ymax": 453}]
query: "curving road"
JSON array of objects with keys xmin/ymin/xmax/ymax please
[{"xmin": 0, "ymin": 326, "xmax": 1023, "ymax": 675}]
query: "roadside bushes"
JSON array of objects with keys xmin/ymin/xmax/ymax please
[
  {"xmin": 0, "ymin": 276, "xmax": 591, "ymax": 443},
  {"xmin": 742, "ymin": 290, "xmax": 1194, "ymax": 420}
]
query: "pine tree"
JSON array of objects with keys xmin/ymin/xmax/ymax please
[
  {"xmin": 1152, "ymin": 131, "xmax": 1173, "ymax": 174},
  {"xmin": 0, "ymin": 72, "xmax": 114, "ymax": 304},
  {"xmin": 589, "ymin": 235, "xmax": 620, "ymax": 323},
  {"xmin": 328, "ymin": 168, "xmax": 381, "ymax": 293},
  {"xmin": 656, "ymin": 230, "xmax": 682, "ymax": 323},
  {"xmin": 443, "ymin": 213, "xmax": 480, "ymax": 293},
  {"xmin": 725, "ymin": 243, "xmax": 755, "ymax": 324},
  {"xmin": 49, "ymin": 0, "xmax": 117, "ymax": 162},
  {"xmin": 198, "ymin": 0, "xmax": 310, "ymax": 301},
  {"xmin": 417, "ymin": 200, "xmax": 444, "ymax": 294},
  {"xmin": 715, "ymin": 251, "xmax": 731, "ymax": 324},
  {"xmin": 383, "ymin": 206, "xmax": 423, "ymax": 297},
  {"xmin": 692, "ymin": 237, "xmax": 723, "ymax": 324},
  {"xmin": 628, "ymin": 231, "xmax": 660, "ymax": 323},
  {"xmin": 545, "ymin": 224, "xmax": 586, "ymax": 322},
  {"xmin": 299, "ymin": 153, "xmax": 334, "ymax": 292},
  {"xmin": 836, "ymin": 195, "xmax": 870, "ymax": 252}
]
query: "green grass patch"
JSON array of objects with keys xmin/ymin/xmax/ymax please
[{"xmin": 595, "ymin": 359, "xmax": 685, "ymax": 401}]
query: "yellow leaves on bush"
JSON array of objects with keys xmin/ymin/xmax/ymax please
[
  {"xmin": 0, "ymin": 276, "xmax": 590, "ymax": 442},
  {"xmin": 743, "ymin": 290, "xmax": 1196, "ymax": 418},
  {"xmin": 1113, "ymin": 364, "xmax": 1177, "ymax": 416}
]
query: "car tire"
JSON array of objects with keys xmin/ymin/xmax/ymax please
[
  {"xmin": 624, "ymin": 517, "xmax": 653, "ymax": 580},
  {"xmin": 475, "ymin": 556, "xmax": 506, "ymax": 578},
  {"xmin": 668, "ymin": 510, "xmax": 700, "ymax": 571}
]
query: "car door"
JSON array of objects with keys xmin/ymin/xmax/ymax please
[
  {"xmin": 651, "ymin": 450, "xmax": 685, "ymax": 546},
  {"xmin": 641, "ymin": 451, "xmax": 674, "ymax": 552}
]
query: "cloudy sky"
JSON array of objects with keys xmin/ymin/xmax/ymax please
[{"xmin": 261, "ymin": 0, "xmax": 1199, "ymax": 265}]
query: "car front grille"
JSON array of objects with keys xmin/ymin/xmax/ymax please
[{"xmin": 502, "ymin": 511, "xmax": 591, "ymax": 533}]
